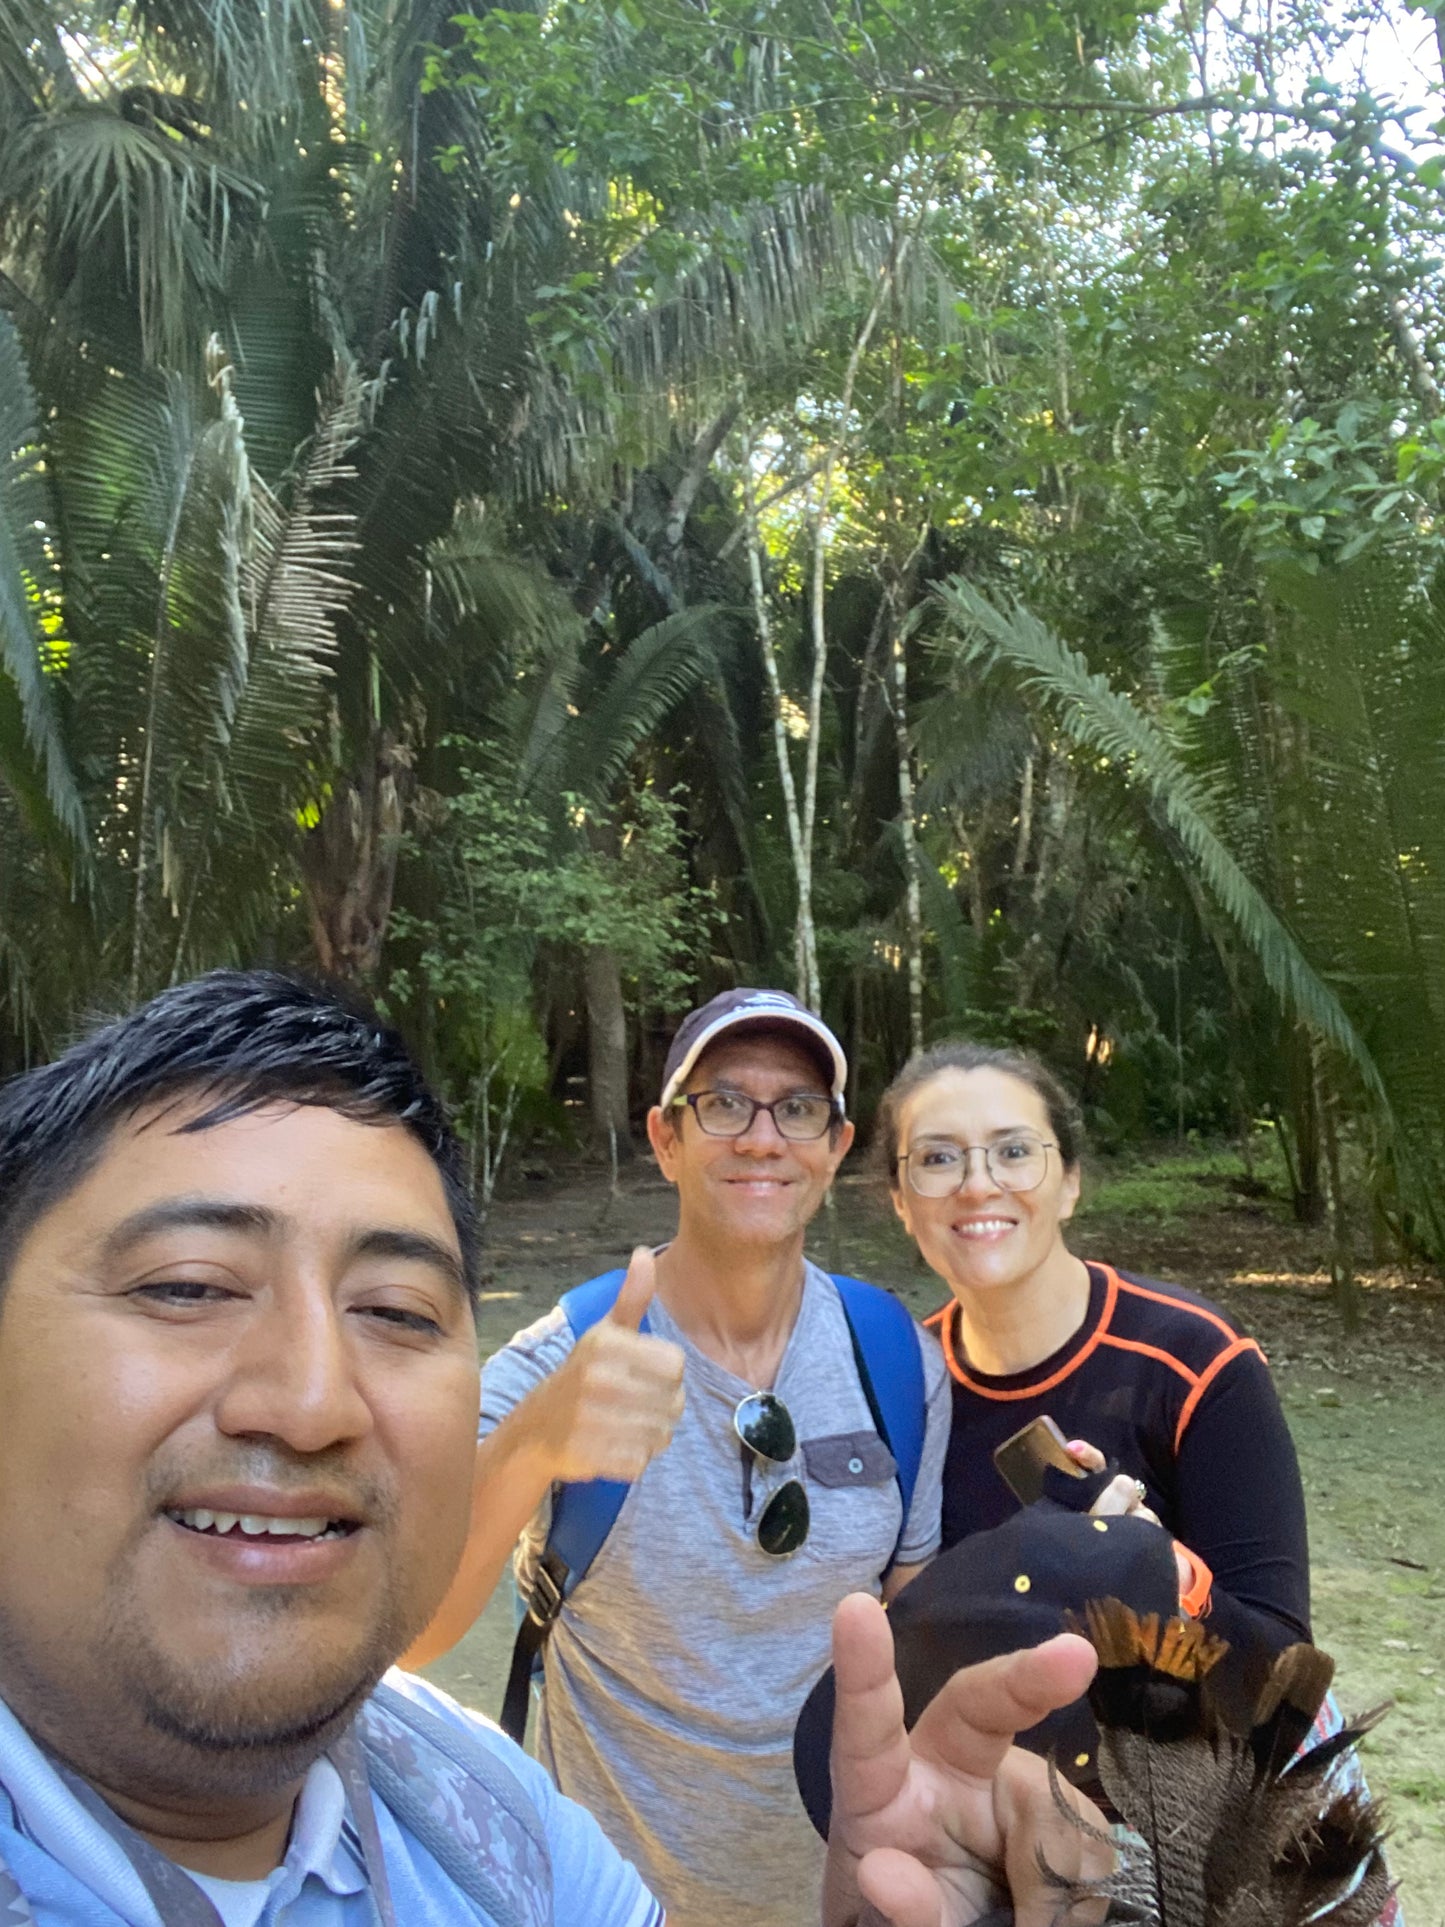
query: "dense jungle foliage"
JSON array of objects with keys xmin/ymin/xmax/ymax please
[{"xmin": 4, "ymin": 0, "xmax": 1445, "ymax": 1289}]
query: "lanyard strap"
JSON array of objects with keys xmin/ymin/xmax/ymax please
[
  {"xmin": 42, "ymin": 1729, "xmax": 399, "ymax": 1927},
  {"xmin": 328, "ymin": 1728, "xmax": 400, "ymax": 1927}
]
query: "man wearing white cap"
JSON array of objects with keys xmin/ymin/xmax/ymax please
[{"xmin": 410, "ymin": 989, "xmax": 951, "ymax": 1927}]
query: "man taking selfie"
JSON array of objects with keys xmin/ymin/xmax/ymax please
[{"xmin": 0, "ymin": 971, "xmax": 1108, "ymax": 1925}]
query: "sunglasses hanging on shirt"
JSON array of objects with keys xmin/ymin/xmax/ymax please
[{"xmin": 734, "ymin": 1391, "xmax": 810, "ymax": 1557}]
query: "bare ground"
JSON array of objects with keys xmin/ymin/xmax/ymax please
[{"xmin": 419, "ymin": 1155, "xmax": 1445, "ymax": 1923}]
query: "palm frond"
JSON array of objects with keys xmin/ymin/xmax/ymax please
[
  {"xmin": 0, "ymin": 305, "xmax": 86, "ymax": 849},
  {"xmin": 46, "ymin": 342, "xmax": 348, "ymax": 988},
  {"xmin": 556, "ymin": 604, "xmax": 742, "ymax": 803},
  {"xmin": 603, "ymin": 194, "xmax": 954, "ymax": 477},
  {"xmin": 932, "ymin": 577, "xmax": 1390, "ymax": 1110},
  {"xmin": 226, "ymin": 137, "xmax": 350, "ymax": 484},
  {"xmin": 122, "ymin": 0, "xmax": 337, "ymax": 117},
  {"xmin": 912, "ymin": 670, "xmax": 1033, "ymax": 818},
  {"xmin": 135, "ymin": 364, "xmax": 253, "ymax": 952},
  {"xmin": 159, "ymin": 360, "xmax": 361, "ymax": 975},
  {"xmin": 0, "ymin": 787, "xmax": 97, "ymax": 1054},
  {"xmin": 427, "ymin": 506, "xmax": 580, "ymax": 669},
  {"xmin": 1268, "ymin": 560, "xmax": 1445, "ymax": 1249},
  {"xmin": 4, "ymin": 96, "xmax": 261, "ymax": 361}
]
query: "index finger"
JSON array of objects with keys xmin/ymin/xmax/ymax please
[
  {"xmin": 907, "ymin": 1634, "xmax": 1099, "ymax": 1785},
  {"xmin": 829, "ymin": 1592, "xmax": 914, "ymax": 1829}
]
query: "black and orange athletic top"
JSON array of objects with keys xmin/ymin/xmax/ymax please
[{"xmin": 924, "ymin": 1261, "xmax": 1310, "ymax": 1657}]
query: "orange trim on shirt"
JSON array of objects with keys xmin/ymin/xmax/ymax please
[
  {"xmin": 1172, "ymin": 1336, "xmax": 1264, "ymax": 1452},
  {"xmin": 936, "ymin": 1265, "xmax": 1257, "ymax": 1428},
  {"xmin": 1098, "ymin": 1332, "xmax": 1199, "ymax": 1387},
  {"xmin": 1114, "ymin": 1275, "xmax": 1238, "ymax": 1344},
  {"xmin": 937, "ymin": 1265, "xmax": 1122, "ymax": 1398}
]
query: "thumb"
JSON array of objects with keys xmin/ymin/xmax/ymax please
[
  {"xmin": 856, "ymin": 1850, "xmax": 946, "ymax": 1927},
  {"xmin": 607, "ymin": 1246, "xmax": 656, "ymax": 1330}
]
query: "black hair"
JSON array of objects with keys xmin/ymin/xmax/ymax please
[
  {"xmin": 873, "ymin": 1040, "xmax": 1083, "ymax": 1184},
  {"xmin": 0, "ymin": 969, "xmax": 478, "ymax": 1300}
]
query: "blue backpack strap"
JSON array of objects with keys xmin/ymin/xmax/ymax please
[
  {"xmin": 499, "ymin": 1269, "xmax": 642, "ymax": 1741},
  {"xmin": 550, "ymin": 1269, "xmax": 648, "ymax": 1579},
  {"xmin": 558, "ymin": 1268, "xmax": 637, "ymax": 1332},
  {"xmin": 829, "ymin": 1274, "xmax": 926, "ymax": 1558}
]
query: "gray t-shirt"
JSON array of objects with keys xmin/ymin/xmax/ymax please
[{"xmin": 479, "ymin": 1260, "xmax": 950, "ymax": 1927}]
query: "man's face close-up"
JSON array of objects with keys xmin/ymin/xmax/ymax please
[{"xmin": 0, "ymin": 1100, "xmax": 480, "ymax": 1802}]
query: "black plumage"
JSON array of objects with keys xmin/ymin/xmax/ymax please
[{"xmin": 1039, "ymin": 1601, "xmax": 1395, "ymax": 1927}]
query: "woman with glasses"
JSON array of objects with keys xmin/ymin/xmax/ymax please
[{"xmin": 875, "ymin": 1040, "xmax": 1312, "ymax": 1664}]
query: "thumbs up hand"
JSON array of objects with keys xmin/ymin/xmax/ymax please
[{"xmin": 535, "ymin": 1247, "xmax": 686, "ymax": 1484}]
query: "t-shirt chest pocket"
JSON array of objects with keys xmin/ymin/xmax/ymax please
[{"xmin": 802, "ymin": 1430, "xmax": 897, "ymax": 1488}]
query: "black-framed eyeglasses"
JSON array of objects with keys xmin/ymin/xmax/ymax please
[
  {"xmin": 734, "ymin": 1391, "xmax": 809, "ymax": 1557},
  {"xmin": 897, "ymin": 1135, "xmax": 1058, "ymax": 1198},
  {"xmin": 673, "ymin": 1088, "xmax": 841, "ymax": 1142}
]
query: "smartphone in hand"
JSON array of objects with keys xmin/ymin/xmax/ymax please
[{"xmin": 991, "ymin": 1414, "xmax": 1087, "ymax": 1506}]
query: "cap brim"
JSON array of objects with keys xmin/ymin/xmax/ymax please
[{"xmin": 791, "ymin": 1507, "xmax": 1182, "ymax": 1838}]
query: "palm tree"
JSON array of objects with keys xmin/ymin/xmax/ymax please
[
  {"xmin": 931, "ymin": 568, "xmax": 1445, "ymax": 1268},
  {"xmin": 0, "ymin": 3, "xmax": 836, "ymax": 1032}
]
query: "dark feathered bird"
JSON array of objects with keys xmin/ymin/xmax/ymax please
[{"xmin": 1037, "ymin": 1601, "xmax": 1395, "ymax": 1927}]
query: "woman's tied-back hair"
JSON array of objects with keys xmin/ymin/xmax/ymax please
[
  {"xmin": 0, "ymin": 969, "xmax": 478, "ymax": 1300},
  {"xmin": 873, "ymin": 1040, "xmax": 1083, "ymax": 1184}
]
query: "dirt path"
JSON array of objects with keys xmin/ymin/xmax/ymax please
[{"xmin": 419, "ymin": 1155, "xmax": 1445, "ymax": 1921}]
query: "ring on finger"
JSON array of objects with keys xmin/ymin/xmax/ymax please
[{"xmin": 1132, "ymin": 1478, "xmax": 1147, "ymax": 1506}]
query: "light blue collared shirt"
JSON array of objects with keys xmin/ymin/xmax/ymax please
[
  {"xmin": 0, "ymin": 1673, "xmax": 663, "ymax": 1926},
  {"xmin": 186, "ymin": 1759, "xmax": 366, "ymax": 1927}
]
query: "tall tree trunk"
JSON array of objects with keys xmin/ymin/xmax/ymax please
[
  {"xmin": 301, "ymin": 722, "xmax": 414, "ymax": 984},
  {"xmin": 584, "ymin": 943, "xmax": 634, "ymax": 1160},
  {"xmin": 891, "ymin": 616, "xmax": 924, "ymax": 1057},
  {"xmin": 798, "ymin": 225, "xmax": 913, "ymax": 1012},
  {"xmin": 741, "ymin": 440, "xmax": 817, "ymax": 1005},
  {"xmin": 881, "ymin": 531, "xmax": 929, "ymax": 1058},
  {"xmin": 952, "ymin": 820, "xmax": 988, "ymax": 936},
  {"xmin": 664, "ymin": 395, "xmax": 743, "ymax": 563},
  {"xmin": 1013, "ymin": 750, "xmax": 1035, "ymax": 881},
  {"xmin": 1287, "ymin": 1028, "xmax": 1326, "ymax": 1225},
  {"xmin": 1027, "ymin": 749, "xmax": 1069, "ymax": 914},
  {"xmin": 1319, "ymin": 1059, "xmax": 1359, "ymax": 1332}
]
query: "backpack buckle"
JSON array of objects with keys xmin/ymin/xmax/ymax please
[{"xmin": 526, "ymin": 1548, "xmax": 568, "ymax": 1629}]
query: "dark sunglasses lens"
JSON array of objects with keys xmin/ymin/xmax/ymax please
[
  {"xmin": 735, "ymin": 1392, "xmax": 796, "ymax": 1463},
  {"xmin": 756, "ymin": 1479, "xmax": 810, "ymax": 1557}
]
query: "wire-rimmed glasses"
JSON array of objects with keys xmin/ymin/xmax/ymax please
[{"xmin": 898, "ymin": 1135, "xmax": 1058, "ymax": 1198}]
